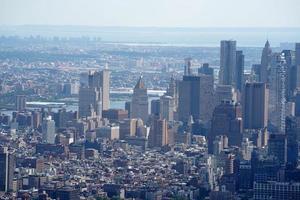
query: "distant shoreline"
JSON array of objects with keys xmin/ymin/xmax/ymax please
[{"xmin": 1, "ymin": 25, "xmax": 299, "ymax": 47}]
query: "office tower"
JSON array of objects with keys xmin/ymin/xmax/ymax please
[
  {"xmin": 0, "ymin": 147, "xmax": 15, "ymax": 192},
  {"xmin": 243, "ymin": 82, "xmax": 269, "ymax": 129},
  {"xmin": 53, "ymin": 109, "xmax": 77, "ymax": 128},
  {"xmin": 87, "ymin": 68, "xmax": 110, "ymax": 111},
  {"xmin": 184, "ymin": 57, "xmax": 192, "ymax": 76},
  {"xmin": 160, "ymin": 95, "xmax": 174, "ymax": 121},
  {"xmin": 96, "ymin": 125, "xmax": 119, "ymax": 140},
  {"xmin": 151, "ymin": 99, "xmax": 160, "ymax": 117},
  {"xmin": 166, "ymin": 76, "xmax": 179, "ymax": 110},
  {"xmin": 32, "ymin": 111, "xmax": 41, "ymax": 129},
  {"xmin": 42, "ymin": 116, "xmax": 56, "ymax": 144},
  {"xmin": 213, "ymin": 135, "xmax": 228, "ymax": 155},
  {"xmin": 268, "ymin": 133, "xmax": 287, "ymax": 165},
  {"xmin": 285, "ymin": 116, "xmax": 299, "ymax": 167},
  {"xmin": 78, "ymin": 86, "xmax": 102, "ymax": 118},
  {"xmin": 295, "ymin": 43, "xmax": 300, "ymax": 89},
  {"xmin": 131, "ymin": 76, "xmax": 149, "ymax": 123},
  {"xmin": 215, "ymin": 85, "xmax": 237, "ymax": 107},
  {"xmin": 100, "ymin": 68, "xmax": 110, "ymax": 110},
  {"xmin": 119, "ymin": 118, "xmax": 138, "ymax": 139},
  {"xmin": 125, "ymin": 101, "xmax": 131, "ymax": 118},
  {"xmin": 235, "ymin": 50, "xmax": 244, "ymax": 92},
  {"xmin": 178, "ymin": 74, "xmax": 214, "ymax": 123},
  {"xmin": 225, "ymin": 154, "xmax": 235, "ymax": 175},
  {"xmin": 102, "ymin": 109, "xmax": 128, "ymax": 122},
  {"xmin": 148, "ymin": 118, "xmax": 168, "ymax": 147},
  {"xmin": 269, "ymin": 53, "xmax": 287, "ymax": 133},
  {"xmin": 241, "ymin": 138, "xmax": 254, "ymax": 160},
  {"xmin": 254, "ymin": 181, "xmax": 300, "ymax": 200},
  {"xmin": 198, "ymin": 63, "xmax": 214, "ymax": 76},
  {"xmin": 79, "ymin": 72, "xmax": 89, "ymax": 87},
  {"xmin": 282, "ymin": 50, "xmax": 297, "ymax": 100},
  {"xmin": 16, "ymin": 95, "xmax": 26, "ymax": 111},
  {"xmin": 219, "ymin": 40, "xmax": 237, "ymax": 86},
  {"xmin": 296, "ymin": 92, "xmax": 300, "ymax": 117},
  {"xmin": 260, "ymin": 40, "xmax": 272, "ymax": 83},
  {"xmin": 209, "ymin": 100, "xmax": 243, "ymax": 153},
  {"xmin": 252, "ymin": 64, "xmax": 261, "ymax": 81}
]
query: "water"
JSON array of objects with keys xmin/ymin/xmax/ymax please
[{"xmin": 0, "ymin": 97, "xmax": 161, "ymax": 117}]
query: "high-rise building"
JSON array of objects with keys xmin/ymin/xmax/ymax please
[
  {"xmin": 260, "ymin": 40, "xmax": 272, "ymax": 83},
  {"xmin": 125, "ymin": 101, "xmax": 131, "ymax": 118},
  {"xmin": 296, "ymin": 92, "xmax": 300, "ymax": 117},
  {"xmin": 42, "ymin": 116, "xmax": 56, "ymax": 144},
  {"xmin": 131, "ymin": 76, "xmax": 149, "ymax": 123},
  {"xmin": 254, "ymin": 181, "xmax": 300, "ymax": 200},
  {"xmin": 160, "ymin": 95, "xmax": 175, "ymax": 121},
  {"xmin": 166, "ymin": 76, "xmax": 179, "ymax": 110},
  {"xmin": 219, "ymin": 40, "xmax": 237, "ymax": 86},
  {"xmin": 236, "ymin": 50, "xmax": 244, "ymax": 92},
  {"xmin": 268, "ymin": 133, "xmax": 287, "ymax": 165},
  {"xmin": 148, "ymin": 118, "xmax": 168, "ymax": 148},
  {"xmin": 0, "ymin": 147, "xmax": 15, "ymax": 192},
  {"xmin": 78, "ymin": 86, "xmax": 102, "ymax": 118},
  {"xmin": 87, "ymin": 68, "xmax": 110, "ymax": 110},
  {"xmin": 215, "ymin": 85, "xmax": 237, "ymax": 107},
  {"xmin": 209, "ymin": 100, "xmax": 243, "ymax": 153},
  {"xmin": 198, "ymin": 63, "xmax": 214, "ymax": 76},
  {"xmin": 178, "ymin": 74, "xmax": 214, "ymax": 123},
  {"xmin": 269, "ymin": 53, "xmax": 287, "ymax": 133},
  {"xmin": 296, "ymin": 43, "xmax": 300, "ymax": 89},
  {"xmin": 150, "ymin": 99, "xmax": 160, "ymax": 117},
  {"xmin": 184, "ymin": 57, "xmax": 192, "ymax": 76},
  {"xmin": 32, "ymin": 111, "xmax": 41, "ymax": 129},
  {"xmin": 285, "ymin": 116, "xmax": 299, "ymax": 167},
  {"xmin": 243, "ymin": 82, "xmax": 269, "ymax": 129},
  {"xmin": 119, "ymin": 118, "xmax": 139, "ymax": 139},
  {"xmin": 16, "ymin": 95, "xmax": 26, "ymax": 111},
  {"xmin": 281, "ymin": 50, "xmax": 297, "ymax": 100}
]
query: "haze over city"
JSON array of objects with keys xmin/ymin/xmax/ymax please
[{"xmin": 0, "ymin": 1, "xmax": 300, "ymax": 200}]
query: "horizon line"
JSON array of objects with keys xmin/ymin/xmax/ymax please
[{"xmin": 1, "ymin": 24, "xmax": 300, "ymax": 29}]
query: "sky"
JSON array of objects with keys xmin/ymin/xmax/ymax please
[{"xmin": 0, "ymin": 0, "xmax": 300, "ymax": 27}]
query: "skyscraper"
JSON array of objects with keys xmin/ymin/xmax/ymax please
[
  {"xmin": 268, "ymin": 133, "xmax": 287, "ymax": 165},
  {"xmin": 236, "ymin": 50, "xmax": 244, "ymax": 92},
  {"xmin": 243, "ymin": 82, "xmax": 269, "ymax": 129},
  {"xmin": 148, "ymin": 118, "xmax": 168, "ymax": 148},
  {"xmin": 151, "ymin": 99, "xmax": 160, "ymax": 117},
  {"xmin": 42, "ymin": 116, "xmax": 56, "ymax": 144},
  {"xmin": 215, "ymin": 85, "xmax": 237, "ymax": 107},
  {"xmin": 87, "ymin": 68, "xmax": 110, "ymax": 111},
  {"xmin": 78, "ymin": 86, "xmax": 102, "ymax": 118},
  {"xmin": 184, "ymin": 57, "xmax": 192, "ymax": 76},
  {"xmin": 219, "ymin": 40, "xmax": 237, "ymax": 86},
  {"xmin": 166, "ymin": 76, "xmax": 179, "ymax": 110},
  {"xmin": 269, "ymin": 53, "xmax": 287, "ymax": 133},
  {"xmin": 282, "ymin": 50, "xmax": 297, "ymax": 100},
  {"xmin": 296, "ymin": 43, "xmax": 300, "ymax": 89},
  {"xmin": 178, "ymin": 74, "xmax": 214, "ymax": 123},
  {"xmin": 0, "ymin": 147, "xmax": 15, "ymax": 192},
  {"xmin": 160, "ymin": 95, "xmax": 175, "ymax": 121},
  {"xmin": 16, "ymin": 95, "xmax": 26, "ymax": 111},
  {"xmin": 198, "ymin": 63, "xmax": 214, "ymax": 76},
  {"xmin": 260, "ymin": 40, "xmax": 272, "ymax": 83},
  {"xmin": 209, "ymin": 100, "xmax": 243, "ymax": 153},
  {"xmin": 131, "ymin": 76, "xmax": 149, "ymax": 123}
]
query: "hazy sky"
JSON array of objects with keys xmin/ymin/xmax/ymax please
[{"xmin": 1, "ymin": 0, "xmax": 300, "ymax": 27}]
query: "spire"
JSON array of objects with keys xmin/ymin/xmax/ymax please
[
  {"xmin": 265, "ymin": 40, "xmax": 270, "ymax": 48},
  {"xmin": 104, "ymin": 63, "xmax": 109, "ymax": 70},
  {"xmin": 134, "ymin": 76, "xmax": 145, "ymax": 89}
]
